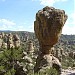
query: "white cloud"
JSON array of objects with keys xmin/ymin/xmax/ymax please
[
  {"xmin": 62, "ymin": 12, "xmax": 75, "ymax": 34},
  {"xmin": 2, "ymin": 0, "xmax": 5, "ymax": 2},
  {"xmin": 62, "ymin": 25, "xmax": 75, "ymax": 35},
  {"xmin": 0, "ymin": 19, "xmax": 16, "ymax": 26},
  {"xmin": 16, "ymin": 22, "xmax": 34, "ymax": 32},
  {"xmin": 0, "ymin": 19, "xmax": 16, "ymax": 30},
  {"xmin": 0, "ymin": 0, "xmax": 6, "ymax": 2},
  {"xmin": 17, "ymin": 25, "xmax": 33, "ymax": 32},
  {"xmin": 0, "ymin": 19, "xmax": 34, "ymax": 32},
  {"xmin": 32, "ymin": 0, "xmax": 68, "ymax": 6},
  {"xmin": 39, "ymin": 0, "xmax": 55, "ymax": 6}
]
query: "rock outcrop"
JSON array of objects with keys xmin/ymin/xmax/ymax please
[
  {"xmin": 69, "ymin": 51, "xmax": 75, "ymax": 59},
  {"xmin": 0, "ymin": 32, "xmax": 20, "ymax": 49},
  {"xmin": 27, "ymin": 41, "xmax": 34, "ymax": 53},
  {"xmin": 7, "ymin": 33, "xmax": 14, "ymax": 49},
  {"xmin": 0, "ymin": 38, "xmax": 3, "ymax": 48},
  {"xmin": 13, "ymin": 34, "xmax": 20, "ymax": 48},
  {"xmin": 34, "ymin": 6, "xmax": 68, "ymax": 73},
  {"xmin": 0, "ymin": 33, "xmax": 5, "ymax": 48}
]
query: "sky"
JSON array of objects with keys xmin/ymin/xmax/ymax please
[{"xmin": 0, "ymin": 0, "xmax": 75, "ymax": 34}]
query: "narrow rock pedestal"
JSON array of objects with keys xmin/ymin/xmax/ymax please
[{"xmin": 34, "ymin": 6, "xmax": 68, "ymax": 73}]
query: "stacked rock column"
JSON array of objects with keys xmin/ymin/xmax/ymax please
[
  {"xmin": 34, "ymin": 6, "xmax": 67, "ymax": 73},
  {"xmin": 27, "ymin": 41, "xmax": 34, "ymax": 53}
]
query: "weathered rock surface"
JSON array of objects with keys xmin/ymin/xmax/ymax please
[
  {"xmin": 34, "ymin": 54, "xmax": 52, "ymax": 72},
  {"xmin": 0, "ymin": 32, "xmax": 20, "ymax": 49},
  {"xmin": 13, "ymin": 34, "xmax": 20, "ymax": 48},
  {"xmin": 69, "ymin": 51, "xmax": 75, "ymax": 59},
  {"xmin": 7, "ymin": 33, "xmax": 14, "ymax": 49},
  {"xmin": 0, "ymin": 33, "xmax": 3, "ymax": 48},
  {"xmin": 34, "ymin": 54, "xmax": 62, "ymax": 74},
  {"xmin": 52, "ymin": 56, "xmax": 62, "ymax": 74},
  {"xmin": 34, "ymin": 6, "xmax": 67, "ymax": 54},
  {"xmin": 34, "ymin": 6, "xmax": 68, "ymax": 73},
  {"xmin": 0, "ymin": 38, "xmax": 3, "ymax": 48},
  {"xmin": 27, "ymin": 41, "xmax": 34, "ymax": 53}
]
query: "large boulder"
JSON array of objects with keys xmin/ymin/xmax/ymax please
[
  {"xmin": 34, "ymin": 54, "xmax": 52, "ymax": 72},
  {"xmin": 34, "ymin": 6, "xmax": 68, "ymax": 73},
  {"xmin": 34, "ymin": 54, "xmax": 62, "ymax": 74},
  {"xmin": 34, "ymin": 6, "xmax": 67, "ymax": 54}
]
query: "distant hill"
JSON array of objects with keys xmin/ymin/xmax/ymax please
[
  {"xmin": 0, "ymin": 31, "xmax": 75, "ymax": 51},
  {"xmin": 0, "ymin": 30, "xmax": 75, "ymax": 41},
  {"xmin": 0, "ymin": 30, "xmax": 12, "ymax": 31}
]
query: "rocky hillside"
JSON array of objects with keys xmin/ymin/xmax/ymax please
[
  {"xmin": 0, "ymin": 31, "xmax": 75, "ymax": 75},
  {"xmin": 0, "ymin": 31, "xmax": 75, "ymax": 51}
]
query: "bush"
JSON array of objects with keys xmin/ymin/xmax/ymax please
[
  {"xmin": 28, "ymin": 68, "xmax": 58, "ymax": 75},
  {"xmin": 0, "ymin": 47, "xmax": 24, "ymax": 75}
]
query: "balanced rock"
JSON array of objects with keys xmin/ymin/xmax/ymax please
[
  {"xmin": 34, "ymin": 6, "xmax": 68, "ymax": 73},
  {"xmin": 34, "ymin": 6, "xmax": 67, "ymax": 54}
]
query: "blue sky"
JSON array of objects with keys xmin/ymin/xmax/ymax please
[{"xmin": 0, "ymin": 0, "xmax": 75, "ymax": 34}]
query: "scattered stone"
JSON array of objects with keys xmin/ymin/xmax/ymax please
[{"xmin": 23, "ymin": 56, "xmax": 32, "ymax": 63}]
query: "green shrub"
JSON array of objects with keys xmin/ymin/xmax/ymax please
[
  {"xmin": 0, "ymin": 47, "xmax": 23, "ymax": 75},
  {"xmin": 28, "ymin": 68, "xmax": 58, "ymax": 75}
]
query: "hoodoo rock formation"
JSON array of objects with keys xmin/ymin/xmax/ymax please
[
  {"xmin": 27, "ymin": 41, "xmax": 34, "ymax": 53},
  {"xmin": 34, "ymin": 6, "xmax": 68, "ymax": 73},
  {"xmin": 13, "ymin": 34, "xmax": 20, "ymax": 48},
  {"xmin": 0, "ymin": 32, "xmax": 20, "ymax": 49},
  {"xmin": 7, "ymin": 33, "xmax": 14, "ymax": 49}
]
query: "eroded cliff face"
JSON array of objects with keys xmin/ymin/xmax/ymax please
[{"xmin": 34, "ymin": 6, "xmax": 68, "ymax": 73}]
